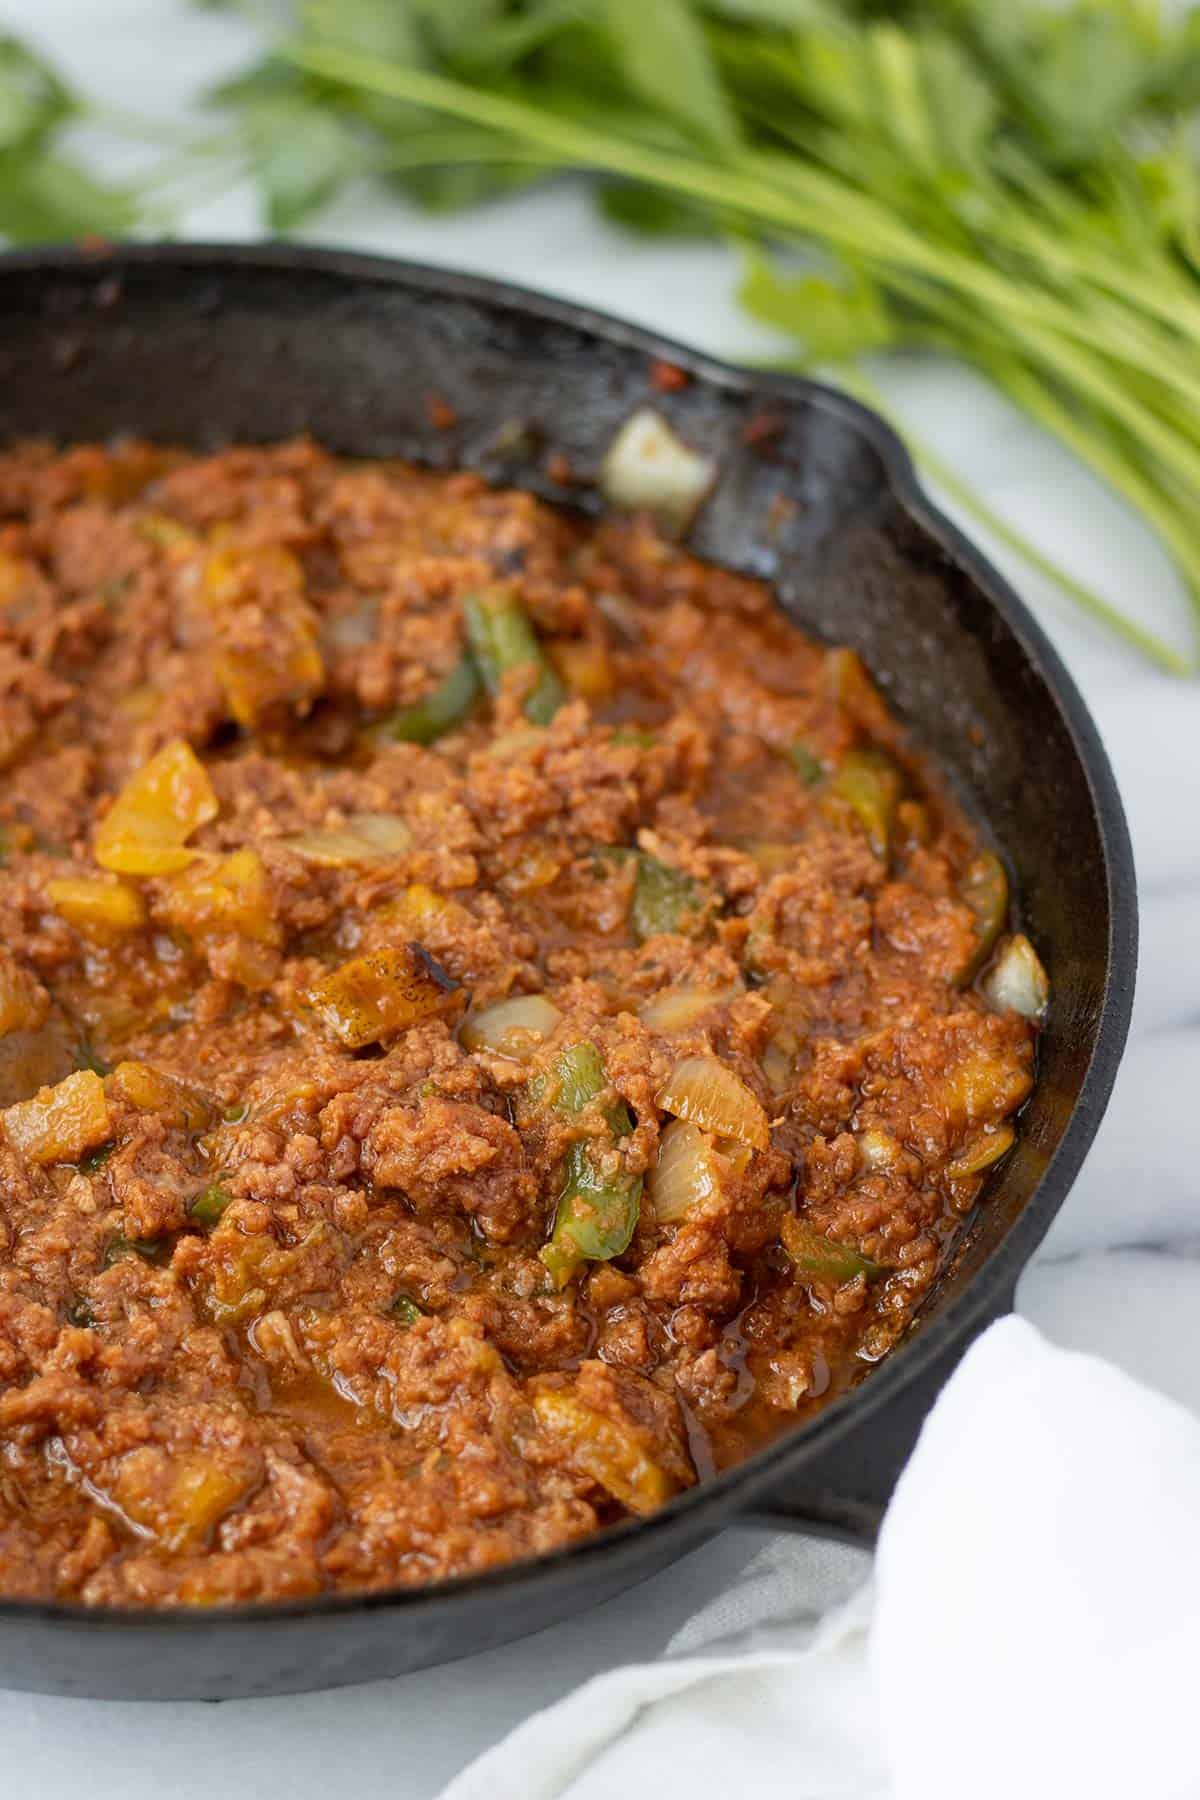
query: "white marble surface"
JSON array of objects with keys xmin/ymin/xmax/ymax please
[{"xmin": 1, "ymin": 2, "xmax": 1198, "ymax": 1793}]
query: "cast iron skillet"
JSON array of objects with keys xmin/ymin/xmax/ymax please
[{"xmin": 0, "ymin": 244, "xmax": 1135, "ymax": 1700}]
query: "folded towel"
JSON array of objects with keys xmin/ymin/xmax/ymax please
[{"xmin": 443, "ymin": 1317, "xmax": 1200, "ymax": 1800}]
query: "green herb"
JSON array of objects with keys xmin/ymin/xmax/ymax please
[
  {"xmin": 80, "ymin": 1142, "xmax": 114, "ymax": 1175},
  {"xmin": 0, "ymin": 32, "xmax": 138, "ymax": 241},
  {"xmin": 64, "ymin": 1294, "xmax": 95, "ymax": 1328},
  {"xmin": 388, "ymin": 1294, "xmax": 426, "ymax": 1326}
]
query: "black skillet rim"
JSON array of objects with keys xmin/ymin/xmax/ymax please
[{"xmin": 0, "ymin": 241, "xmax": 1138, "ymax": 1631}]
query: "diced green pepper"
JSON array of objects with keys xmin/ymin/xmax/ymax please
[
  {"xmin": 534, "ymin": 1040, "xmax": 611, "ymax": 1116},
  {"xmin": 631, "ymin": 854, "xmax": 706, "ymax": 943},
  {"xmin": 533, "ymin": 1041, "xmax": 643, "ymax": 1289},
  {"xmin": 189, "ymin": 1182, "xmax": 232, "ymax": 1228},
  {"xmin": 102, "ymin": 1234, "xmax": 165, "ymax": 1268},
  {"xmin": 787, "ymin": 741, "xmax": 822, "ymax": 785},
  {"xmin": 781, "ymin": 1215, "xmax": 884, "ymax": 1285},
  {"xmin": 956, "ymin": 851, "xmax": 1009, "ymax": 985},
  {"xmin": 463, "ymin": 587, "xmax": 567, "ymax": 727},
  {"xmin": 611, "ymin": 727, "xmax": 657, "ymax": 749},
  {"xmin": 830, "ymin": 747, "xmax": 903, "ymax": 859},
  {"xmin": 80, "ymin": 1142, "xmax": 114, "ymax": 1175},
  {"xmin": 65, "ymin": 1294, "xmax": 95, "ymax": 1328},
  {"xmin": 389, "ymin": 1295, "xmax": 426, "ymax": 1326},
  {"xmin": 374, "ymin": 654, "xmax": 482, "ymax": 745}
]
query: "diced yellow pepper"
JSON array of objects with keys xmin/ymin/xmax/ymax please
[
  {"xmin": 157, "ymin": 848, "xmax": 279, "ymax": 947},
  {"xmin": 3, "ymin": 1069, "xmax": 111, "ymax": 1165},
  {"xmin": 0, "ymin": 552, "xmax": 39, "ymax": 611},
  {"xmin": 112, "ymin": 1449, "xmax": 252, "ymax": 1553},
  {"xmin": 134, "ymin": 511, "xmax": 197, "ymax": 552},
  {"xmin": 548, "ymin": 637, "xmax": 615, "ymax": 701},
  {"xmin": 94, "ymin": 739, "xmax": 219, "ymax": 877},
  {"xmin": 307, "ymin": 945, "xmax": 460, "ymax": 1049},
  {"xmin": 203, "ymin": 1221, "xmax": 331, "ymax": 1325},
  {"xmin": 374, "ymin": 883, "xmax": 474, "ymax": 938},
  {"xmin": 0, "ymin": 951, "xmax": 49, "ymax": 1037},
  {"xmin": 106, "ymin": 1061, "xmax": 214, "ymax": 1132},
  {"xmin": 533, "ymin": 1389, "xmax": 677, "ymax": 1514},
  {"xmin": 942, "ymin": 1050, "xmax": 1033, "ymax": 1130},
  {"xmin": 201, "ymin": 544, "xmax": 325, "ymax": 727},
  {"xmin": 46, "ymin": 875, "xmax": 146, "ymax": 939}
]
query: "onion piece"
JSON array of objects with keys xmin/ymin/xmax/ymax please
[
  {"xmin": 983, "ymin": 933, "xmax": 1049, "ymax": 1020},
  {"xmin": 761, "ymin": 1040, "xmax": 793, "ymax": 1095},
  {"xmin": 648, "ymin": 1119, "xmax": 750, "ymax": 1225},
  {"xmin": 600, "ymin": 408, "xmax": 716, "ymax": 533},
  {"xmin": 639, "ymin": 981, "xmax": 742, "ymax": 1035},
  {"xmin": 461, "ymin": 995, "xmax": 562, "ymax": 1062},
  {"xmin": 349, "ymin": 812, "xmax": 413, "ymax": 853},
  {"xmin": 282, "ymin": 812, "xmax": 412, "ymax": 867},
  {"xmin": 656, "ymin": 1054, "xmax": 769, "ymax": 1151},
  {"xmin": 649, "ymin": 1119, "xmax": 719, "ymax": 1223},
  {"xmin": 855, "ymin": 1127, "xmax": 901, "ymax": 1171},
  {"xmin": 532, "ymin": 1389, "xmax": 676, "ymax": 1514},
  {"xmin": 947, "ymin": 1122, "xmax": 1016, "ymax": 1181}
]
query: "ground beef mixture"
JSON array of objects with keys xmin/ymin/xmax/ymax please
[{"xmin": 0, "ymin": 438, "xmax": 1040, "ymax": 1608}]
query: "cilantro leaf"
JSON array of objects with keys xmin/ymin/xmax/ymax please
[
  {"xmin": 738, "ymin": 249, "xmax": 898, "ymax": 363},
  {"xmin": 0, "ymin": 149, "xmax": 137, "ymax": 243},
  {"xmin": 605, "ymin": 0, "xmax": 739, "ymax": 147}
]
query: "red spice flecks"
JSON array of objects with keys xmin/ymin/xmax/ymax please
[
  {"xmin": 649, "ymin": 359, "xmax": 690, "ymax": 393},
  {"xmin": 425, "ymin": 394, "xmax": 459, "ymax": 431},
  {"xmin": 742, "ymin": 408, "xmax": 786, "ymax": 450}
]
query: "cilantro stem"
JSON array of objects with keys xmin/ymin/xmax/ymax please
[
  {"xmin": 280, "ymin": 36, "xmax": 1200, "ymax": 667},
  {"xmin": 833, "ymin": 366, "xmax": 1192, "ymax": 676}
]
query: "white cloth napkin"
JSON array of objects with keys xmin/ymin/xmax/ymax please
[{"xmin": 442, "ymin": 1317, "xmax": 1200, "ymax": 1800}]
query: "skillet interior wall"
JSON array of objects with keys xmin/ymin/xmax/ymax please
[{"xmin": 0, "ymin": 250, "xmax": 1111, "ymax": 1329}]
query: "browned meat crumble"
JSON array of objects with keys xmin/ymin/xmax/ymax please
[{"xmin": 0, "ymin": 438, "xmax": 1037, "ymax": 1607}]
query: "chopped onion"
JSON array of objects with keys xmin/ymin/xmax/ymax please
[
  {"xmin": 281, "ymin": 812, "xmax": 412, "ymax": 867},
  {"xmin": 656, "ymin": 1053, "xmax": 769, "ymax": 1151},
  {"xmin": 348, "ymin": 812, "xmax": 413, "ymax": 853},
  {"xmin": 983, "ymin": 933, "xmax": 1049, "ymax": 1020},
  {"xmin": 648, "ymin": 1121, "xmax": 751, "ymax": 1224},
  {"xmin": 600, "ymin": 408, "xmax": 716, "ymax": 533},
  {"xmin": 485, "ymin": 727, "xmax": 546, "ymax": 762},
  {"xmin": 761, "ymin": 1040, "xmax": 793, "ymax": 1095},
  {"xmin": 461, "ymin": 994, "xmax": 562, "ymax": 1062},
  {"xmin": 947, "ymin": 1122, "xmax": 1016, "ymax": 1180},
  {"xmin": 649, "ymin": 1119, "xmax": 719, "ymax": 1223},
  {"xmin": 639, "ymin": 981, "xmax": 742, "ymax": 1035},
  {"xmin": 855, "ymin": 1127, "xmax": 901, "ymax": 1171}
]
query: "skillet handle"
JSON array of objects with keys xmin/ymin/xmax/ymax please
[{"xmin": 737, "ymin": 1282, "xmax": 1018, "ymax": 1547}]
